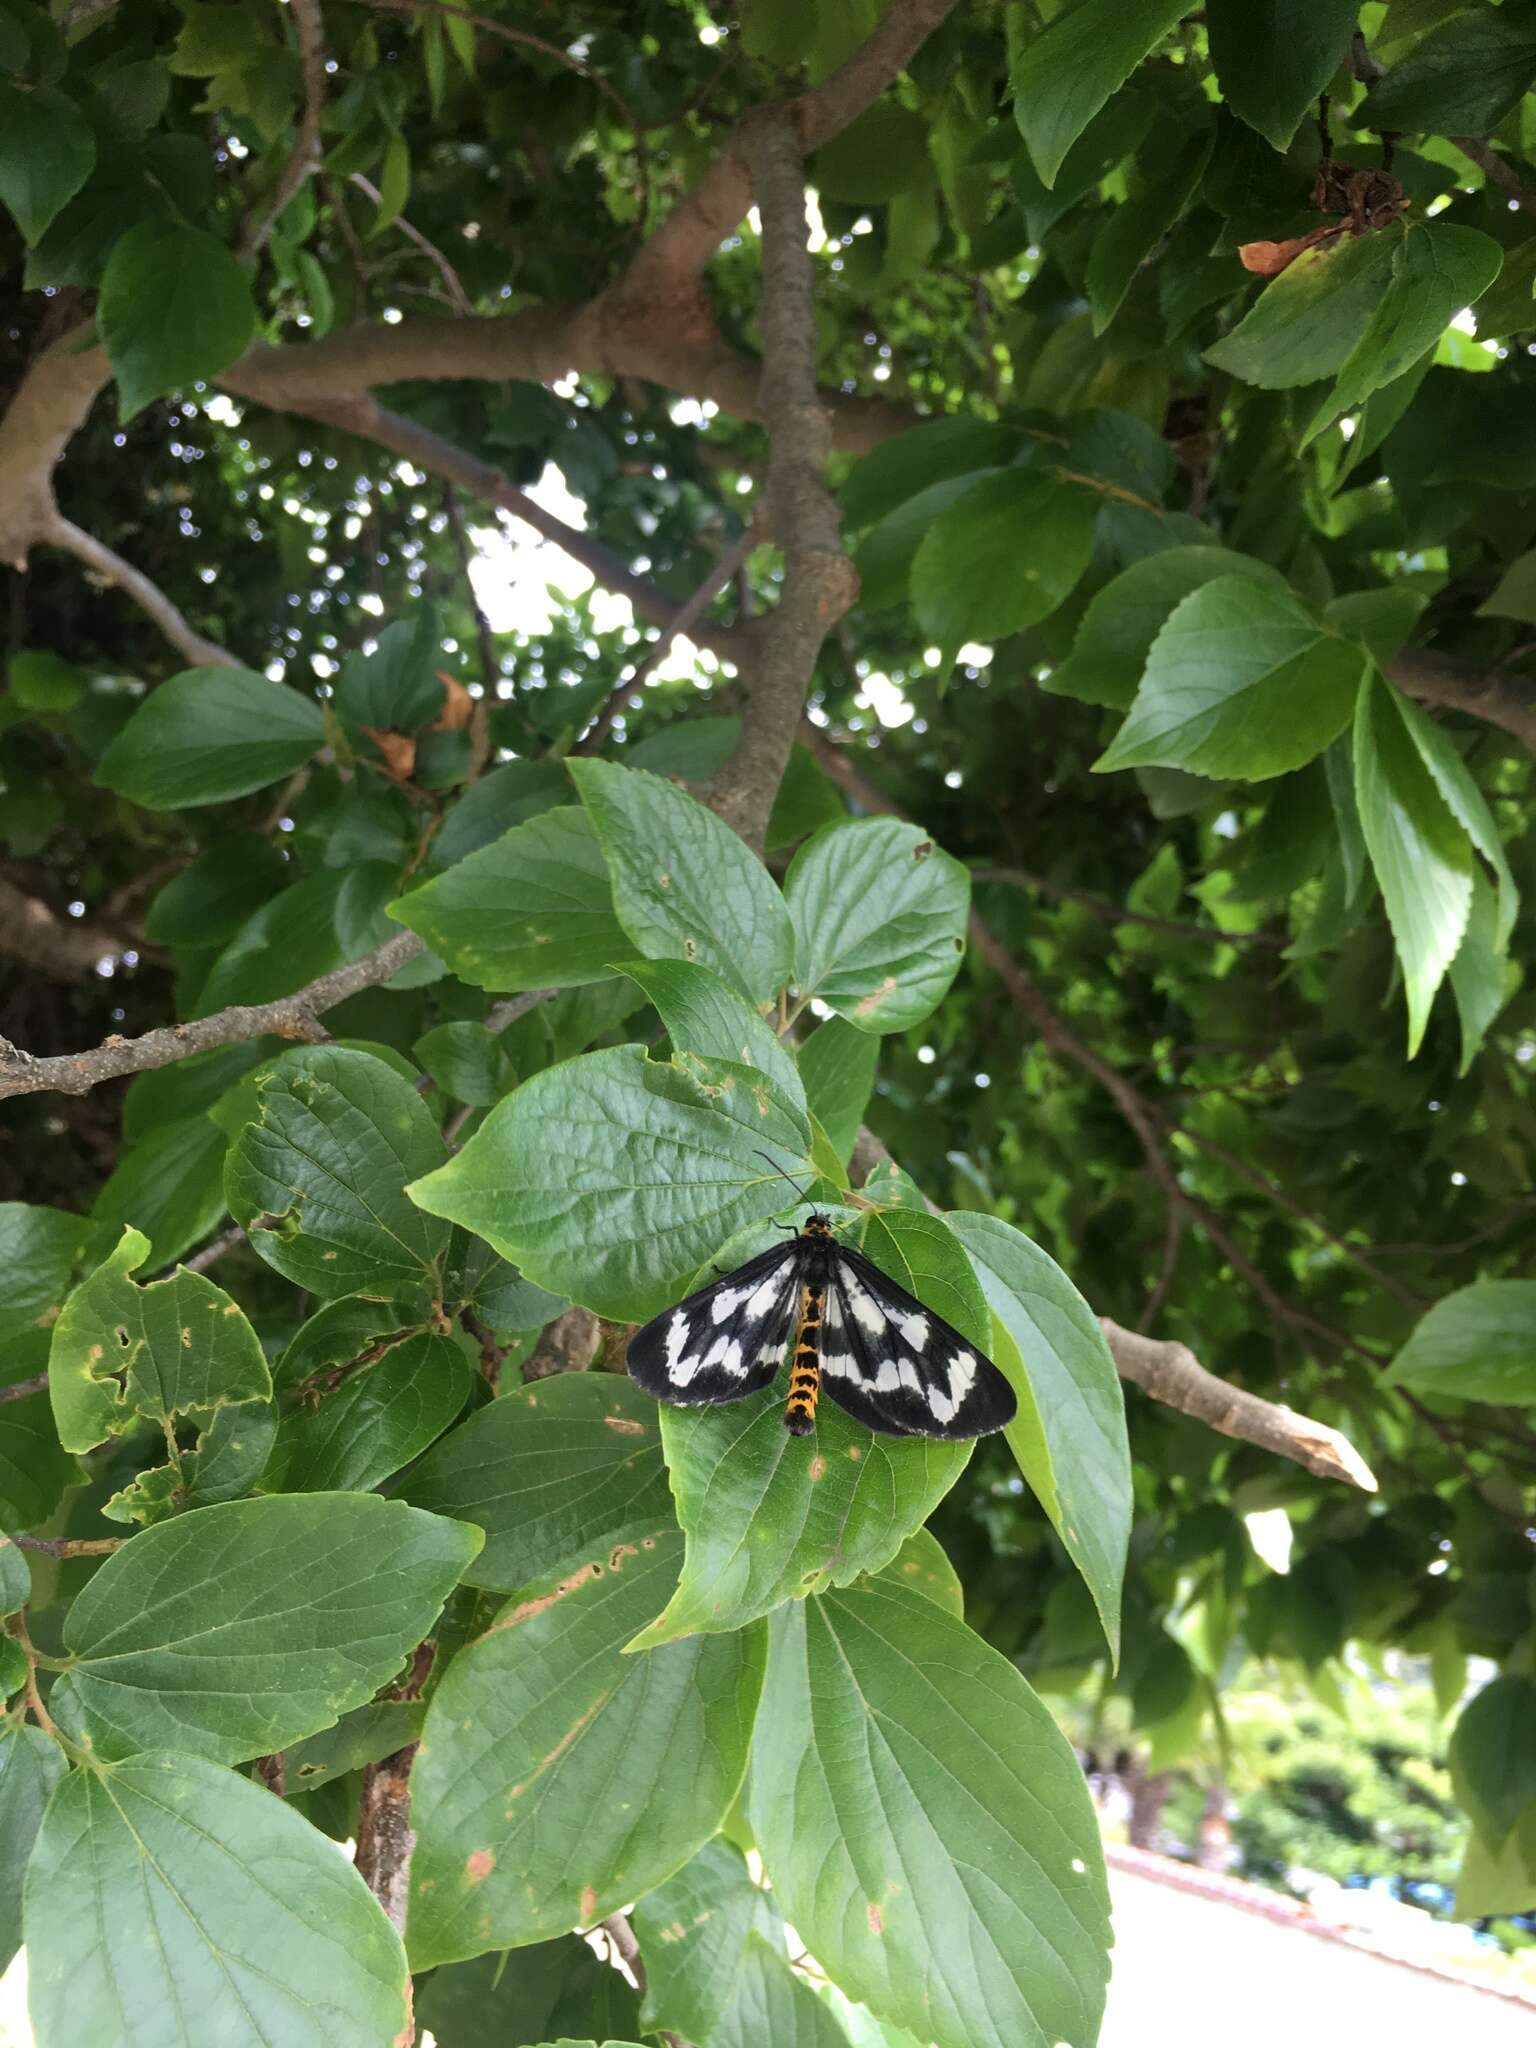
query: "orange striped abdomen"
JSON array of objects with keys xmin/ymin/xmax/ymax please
[{"xmin": 784, "ymin": 1282, "xmax": 822, "ymax": 1437}]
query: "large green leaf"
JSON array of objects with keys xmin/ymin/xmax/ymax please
[
  {"xmin": 0, "ymin": 1203, "xmax": 102, "ymax": 1345},
  {"xmin": 1205, "ymin": 228, "xmax": 1401, "ymax": 389},
  {"xmin": 1012, "ymin": 0, "xmax": 1189, "ymax": 187},
  {"xmin": 432, "ymin": 759, "xmax": 570, "ymax": 867},
  {"xmin": 1449, "ymin": 1676, "xmax": 1536, "ymax": 1848},
  {"xmin": 261, "ymin": 1331, "xmax": 471, "ymax": 1493},
  {"xmin": 418, "ymin": 1937, "xmax": 643, "ymax": 2048},
  {"xmin": 749, "ymin": 1578, "xmax": 1111, "ymax": 2048},
  {"xmin": 54, "ymin": 1493, "xmax": 480, "ymax": 1763},
  {"xmin": 909, "ymin": 468, "xmax": 1097, "ymax": 648},
  {"xmin": 194, "ymin": 871, "xmax": 349, "ymax": 1016},
  {"xmin": 48, "ymin": 1225, "xmax": 270, "ymax": 1454},
  {"xmin": 226, "ymin": 1047, "xmax": 450, "ymax": 1302},
  {"xmin": 334, "ymin": 609, "xmax": 445, "ymax": 736},
  {"xmin": 396, "ymin": 1372, "xmax": 671, "ymax": 1591},
  {"xmin": 840, "ymin": 420, "xmax": 1026, "ymax": 531},
  {"xmin": 25, "ymin": 1753, "xmax": 408, "ymax": 2048},
  {"xmin": 390, "ymin": 807, "xmax": 628, "ymax": 992},
  {"xmin": 1391, "ymin": 689, "xmax": 1518, "ymax": 949},
  {"xmin": 91, "ymin": 1114, "xmax": 230, "ymax": 1270},
  {"xmin": 711, "ymin": 1936, "xmax": 854, "ymax": 2048},
  {"xmin": 853, "ymin": 472, "xmax": 1007, "ymax": 613},
  {"xmin": 97, "ymin": 667, "xmax": 324, "ymax": 809},
  {"xmin": 1095, "ymin": 576, "xmax": 1364, "ymax": 781},
  {"xmin": 99, "ymin": 219, "xmax": 257, "ymax": 418},
  {"xmin": 406, "ymin": 1523, "xmax": 764, "ymax": 1967},
  {"xmin": 627, "ymin": 1212, "xmax": 972, "ymax": 1650},
  {"xmin": 1447, "ymin": 869, "xmax": 1509, "ymax": 1073},
  {"xmin": 619, "ymin": 957, "xmax": 804, "ymax": 1112},
  {"xmin": 569, "ymin": 759, "xmax": 795, "ymax": 1007},
  {"xmin": 1207, "ymin": 0, "xmax": 1359, "ymax": 149},
  {"xmin": 407, "ymin": 1044, "xmax": 815, "ymax": 1321},
  {"xmin": 1304, "ymin": 224, "xmax": 1503, "ymax": 447},
  {"xmin": 1046, "ymin": 544, "xmax": 1285, "ymax": 709},
  {"xmin": 0, "ymin": 82, "xmax": 94, "ymax": 243},
  {"xmin": 143, "ymin": 834, "xmax": 289, "ymax": 945},
  {"xmin": 1086, "ymin": 131, "xmax": 1211, "ymax": 335},
  {"xmin": 0, "ymin": 1726, "xmax": 65, "ymax": 1975},
  {"xmin": 1364, "ymin": 7, "xmax": 1536, "ymax": 136},
  {"xmin": 1354, "ymin": 673, "xmax": 1474, "ymax": 1056},
  {"xmin": 632, "ymin": 1838, "xmax": 780, "ymax": 2043},
  {"xmin": 1385, "ymin": 1281, "xmax": 1536, "ymax": 1405},
  {"xmin": 798, "ymin": 1017, "xmax": 879, "ymax": 1168},
  {"xmin": 785, "ymin": 819, "xmax": 970, "ymax": 1034},
  {"xmin": 948, "ymin": 1212, "xmax": 1130, "ymax": 1660}
]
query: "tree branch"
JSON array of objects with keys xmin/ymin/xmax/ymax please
[
  {"xmin": 578, "ymin": 524, "xmax": 757, "ymax": 753},
  {"xmin": 240, "ymin": 0, "xmax": 327, "ymax": 260},
  {"xmin": 1103, "ymin": 1320, "xmax": 1377, "ymax": 1491},
  {"xmin": 1388, "ymin": 646, "xmax": 1536, "ymax": 754},
  {"xmin": 40, "ymin": 513, "xmax": 238, "ymax": 668},
  {"xmin": 707, "ymin": 112, "xmax": 856, "ymax": 852},
  {"xmin": 1452, "ymin": 136, "xmax": 1536, "ymax": 217},
  {"xmin": 0, "ymin": 873, "xmax": 134, "ymax": 982},
  {"xmin": 0, "ymin": 930, "xmax": 424, "ymax": 1099},
  {"xmin": 348, "ymin": 173, "xmax": 472, "ymax": 314},
  {"xmin": 973, "ymin": 865, "xmax": 1286, "ymax": 949}
]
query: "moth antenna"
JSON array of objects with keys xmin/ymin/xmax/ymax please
[{"xmin": 754, "ymin": 1150, "xmax": 815, "ymax": 1205}]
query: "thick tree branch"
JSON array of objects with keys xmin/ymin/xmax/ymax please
[
  {"xmin": 1452, "ymin": 136, "xmax": 1536, "ymax": 217},
  {"xmin": 1101, "ymin": 1321, "xmax": 1377, "ymax": 1489},
  {"xmin": 707, "ymin": 113, "xmax": 856, "ymax": 852},
  {"xmin": 1388, "ymin": 646, "xmax": 1536, "ymax": 753},
  {"xmin": 240, "ymin": 0, "xmax": 327, "ymax": 259},
  {"xmin": 0, "ymin": 930, "xmax": 424, "ymax": 1099},
  {"xmin": 40, "ymin": 513, "xmax": 238, "ymax": 668}
]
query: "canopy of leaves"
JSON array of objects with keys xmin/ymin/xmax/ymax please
[{"xmin": 3, "ymin": 3, "xmax": 1536, "ymax": 2043}]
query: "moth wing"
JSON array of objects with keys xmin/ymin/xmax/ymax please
[
  {"xmin": 820, "ymin": 1243, "xmax": 1016, "ymax": 1440},
  {"xmin": 627, "ymin": 1241, "xmax": 801, "ymax": 1407}
]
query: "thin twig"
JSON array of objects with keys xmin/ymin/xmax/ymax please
[
  {"xmin": 1138, "ymin": 1205, "xmax": 1184, "ymax": 1335},
  {"xmin": 599, "ymin": 1914, "xmax": 690, "ymax": 2048},
  {"xmin": 578, "ymin": 526, "xmax": 757, "ymax": 754},
  {"xmin": 349, "ymin": 172, "xmax": 473, "ymax": 312},
  {"xmin": 240, "ymin": 0, "xmax": 327, "ymax": 259},
  {"xmin": 0, "ymin": 930, "xmax": 425, "ymax": 1099},
  {"xmin": 178, "ymin": 1225, "xmax": 248, "ymax": 1276},
  {"xmin": 9, "ymin": 1533, "xmax": 123, "ymax": 1557},
  {"xmin": 40, "ymin": 515, "xmax": 237, "ymax": 669},
  {"xmin": 1452, "ymin": 136, "xmax": 1536, "ymax": 217},
  {"xmin": 0, "ymin": 1375, "xmax": 48, "ymax": 1406}
]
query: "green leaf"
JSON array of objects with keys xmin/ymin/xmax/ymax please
[
  {"xmin": 0, "ymin": 1203, "xmax": 102, "ymax": 1345},
  {"xmin": 275, "ymin": 1294, "xmax": 417, "ymax": 1392},
  {"xmin": 98, "ymin": 220, "xmax": 257, "ymax": 419},
  {"xmin": 947, "ymin": 1211, "xmax": 1130, "ymax": 1661},
  {"xmin": 55, "ymin": 1493, "xmax": 480, "ymax": 1763},
  {"xmin": 1205, "ymin": 228, "xmax": 1401, "ymax": 389},
  {"xmin": 1479, "ymin": 548, "xmax": 1536, "ymax": 625},
  {"xmin": 47, "ymin": 1224, "xmax": 271, "ymax": 1455},
  {"xmin": 407, "ymin": 1044, "xmax": 814, "ymax": 1322},
  {"xmin": 24, "ymin": 1753, "xmax": 408, "ymax": 2047},
  {"xmin": 1455, "ymin": 1805, "xmax": 1536, "ymax": 1918},
  {"xmin": 797, "ymin": 1017, "xmax": 879, "ymax": 1166},
  {"xmin": 626, "ymin": 715, "xmax": 741, "ymax": 781},
  {"xmin": 853, "ymin": 473, "xmax": 1007, "ymax": 613},
  {"xmin": 334, "ymin": 609, "xmax": 445, "ymax": 736},
  {"xmin": 262, "ymin": 1331, "xmax": 470, "ymax": 1493},
  {"xmin": 1323, "ymin": 587, "xmax": 1428, "ymax": 668},
  {"xmin": 194, "ymin": 870, "xmax": 349, "ymax": 1015},
  {"xmin": 910, "ymin": 468, "xmax": 1096, "ymax": 648},
  {"xmin": 412, "ymin": 1020, "xmax": 510, "ymax": 1107},
  {"xmin": 785, "ymin": 819, "xmax": 969, "ymax": 1034},
  {"xmin": 7, "ymin": 648, "xmax": 87, "ymax": 712},
  {"xmin": 369, "ymin": 130, "xmax": 410, "ymax": 236},
  {"xmin": 418, "ymin": 1937, "xmax": 643, "ymax": 2048},
  {"xmin": 406, "ymin": 1523, "xmax": 764, "ymax": 1967},
  {"xmin": 97, "ymin": 667, "xmax": 324, "ymax": 809},
  {"xmin": 1303, "ymin": 224, "xmax": 1503, "ymax": 446},
  {"xmin": 1095, "ymin": 576, "xmax": 1363, "ymax": 781},
  {"xmin": 749, "ymin": 1578, "xmax": 1111, "ymax": 2048},
  {"xmin": 432, "ymin": 760, "xmax": 570, "ymax": 868},
  {"xmin": 1354, "ymin": 672, "xmax": 1474, "ymax": 1056},
  {"xmin": 0, "ymin": 1727, "xmax": 66, "ymax": 1974},
  {"xmin": 813, "ymin": 102, "xmax": 932, "ymax": 204},
  {"xmin": 397, "ymin": 1373, "xmax": 671, "ymax": 1591},
  {"xmin": 633, "ymin": 1839, "xmax": 779, "ymax": 2042},
  {"xmin": 1364, "ymin": 8, "xmax": 1536, "ymax": 136},
  {"xmin": 765, "ymin": 742, "xmax": 847, "ymax": 853},
  {"xmin": 1390, "ymin": 690, "xmax": 1518, "ymax": 948},
  {"xmin": 1207, "ymin": 0, "xmax": 1359, "ymax": 149},
  {"xmin": 1450, "ymin": 1676, "xmax": 1536, "ymax": 1848},
  {"xmin": 840, "ymin": 420, "xmax": 1026, "ymax": 532},
  {"xmin": 1012, "ymin": 0, "xmax": 1188, "ymax": 187},
  {"xmin": 709, "ymin": 1935, "xmax": 854, "ymax": 2048},
  {"xmin": 282, "ymin": 1700, "xmax": 422, "ymax": 1793},
  {"xmin": 619, "ymin": 957, "xmax": 805, "ymax": 1113},
  {"xmin": 627, "ymin": 1211, "xmax": 971, "ymax": 1650},
  {"xmin": 872, "ymin": 1526, "xmax": 965, "ymax": 1618},
  {"xmin": 0, "ymin": 82, "xmax": 94, "ymax": 242},
  {"xmin": 1009, "ymin": 88, "xmax": 1156, "ymax": 242},
  {"xmin": 92, "ymin": 1114, "xmax": 229, "ymax": 1270},
  {"xmin": 226, "ymin": 1047, "xmax": 450, "ymax": 1302},
  {"xmin": 393, "ymin": 807, "xmax": 627, "ymax": 993},
  {"xmin": 570, "ymin": 760, "xmax": 795, "ymax": 1008},
  {"xmin": 143, "ymin": 834, "xmax": 289, "ymax": 945},
  {"xmin": 1385, "ymin": 1280, "xmax": 1536, "ymax": 1404},
  {"xmin": 853, "ymin": 1207, "xmax": 991, "ymax": 1353},
  {"xmin": 0, "ymin": 1533, "xmax": 27, "ymax": 1614},
  {"xmin": 1086, "ymin": 131, "xmax": 1211, "ymax": 335},
  {"xmin": 1046, "ymin": 545, "xmax": 1285, "ymax": 709},
  {"xmin": 1448, "ymin": 869, "xmax": 1510, "ymax": 1072},
  {"xmin": 0, "ymin": 1339, "xmax": 78, "ymax": 1532}
]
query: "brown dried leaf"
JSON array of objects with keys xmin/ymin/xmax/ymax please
[
  {"xmin": 433, "ymin": 669, "xmax": 475, "ymax": 731},
  {"xmin": 1237, "ymin": 225, "xmax": 1343, "ymax": 277},
  {"xmin": 361, "ymin": 726, "xmax": 417, "ymax": 781}
]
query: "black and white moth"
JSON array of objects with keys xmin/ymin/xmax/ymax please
[{"xmin": 627, "ymin": 1214, "xmax": 1017, "ymax": 1440}]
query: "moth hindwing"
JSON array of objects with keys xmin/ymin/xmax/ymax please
[{"xmin": 626, "ymin": 1215, "xmax": 1016, "ymax": 1441}]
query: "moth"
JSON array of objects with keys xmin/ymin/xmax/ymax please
[{"xmin": 627, "ymin": 1214, "xmax": 1017, "ymax": 1440}]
